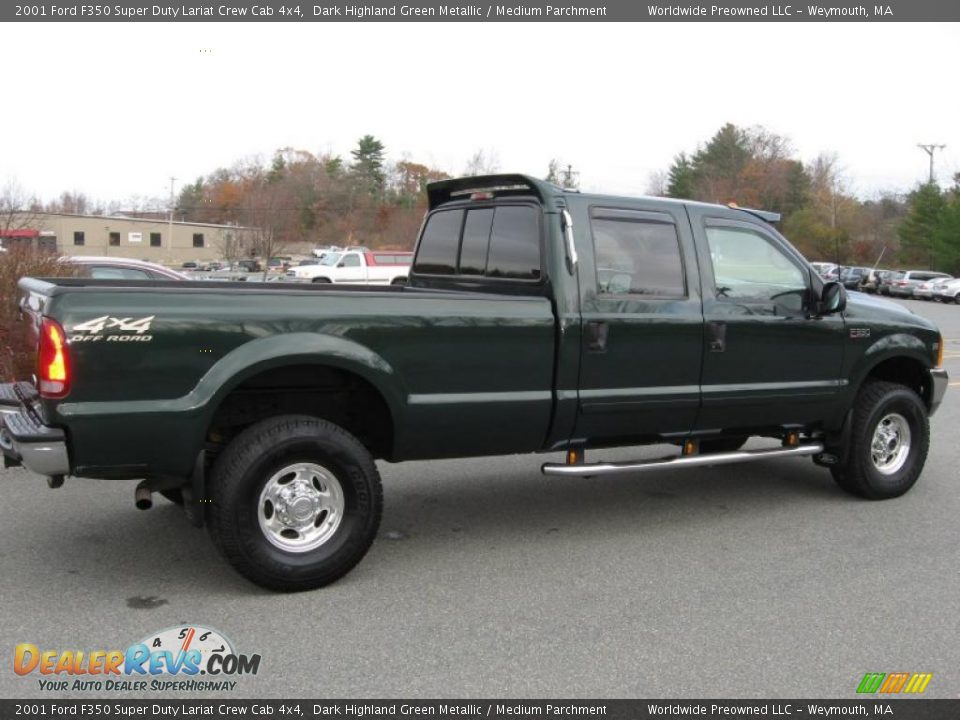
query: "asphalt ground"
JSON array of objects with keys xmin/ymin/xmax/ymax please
[{"xmin": 1, "ymin": 297, "xmax": 959, "ymax": 699}]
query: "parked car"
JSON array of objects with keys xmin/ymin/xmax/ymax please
[
  {"xmin": 838, "ymin": 266, "xmax": 870, "ymax": 290},
  {"xmin": 859, "ymin": 269, "xmax": 882, "ymax": 294},
  {"xmin": 870, "ymin": 269, "xmax": 902, "ymax": 296},
  {"xmin": 810, "ymin": 262, "xmax": 838, "ymax": 279},
  {"xmin": 236, "ymin": 259, "xmax": 262, "ymax": 273},
  {"xmin": 888, "ymin": 270, "xmax": 953, "ymax": 298},
  {"xmin": 285, "ymin": 250, "xmax": 412, "ymax": 284},
  {"xmin": 932, "ymin": 278, "xmax": 960, "ymax": 303},
  {"xmin": 4, "ymin": 174, "xmax": 946, "ymax": 592},
  {"xmin": 914, "ymin": 277, "xmax": 955, "ymax": 301},
  {"xmin": 61, "ymin": 256, "xmax": 188, "ymax": 281}
]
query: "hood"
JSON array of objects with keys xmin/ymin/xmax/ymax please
[{"xmin": 843, "ymin": 291, "xmax": 938, "ymax": 332}]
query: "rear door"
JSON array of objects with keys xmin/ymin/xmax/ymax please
[
  {"xmin": 573, "ymin": 201, "xmax": 704, "ymax": 444},
  {"xmin": 688, "ymin": 207, "xmax": 845, "ymax": 431}
]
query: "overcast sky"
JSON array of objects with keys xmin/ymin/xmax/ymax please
[{"xmin": 4, "ymin": 22, "xmax": 958, "ymax": 206}]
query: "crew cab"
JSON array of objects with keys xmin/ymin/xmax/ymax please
[
  {"xmin": 0, "ymin": 174, "xmax": 947, "ymax": 591},
  {"xmin": 285, "ymin": 250, "xmax": 411, "ymax": 284}
]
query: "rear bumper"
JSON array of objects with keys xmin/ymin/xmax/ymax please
[
  {"xmin": 0, "ymin": 383, "xmax": 70, "ymax": 477},
  {"xmin": 929, "ymin": 368, "xmax": 949, "ymax": 416}
]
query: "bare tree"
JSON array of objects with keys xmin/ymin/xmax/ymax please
[
  {"xmin": 238, "ymin": 177, "xmax": 295, "ymax": 281},
  {"xmin": 645, "ymin": 170, "xmax": 668, "ymax": 197},
  {"xmin": 463, "ymin": 148, "xmax": 501, "ymax": 176},
  {"xmin": 0, "ymin": 179, "xmax": 47, "ymax": 244},
  {"xmin": 214, "ymin": 227, "xmax": 246, "ymax": 262}
]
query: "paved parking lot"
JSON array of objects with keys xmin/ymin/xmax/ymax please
[{"xmin": 2, "ymin": 297, "xmax": 959, "ymax": 699}]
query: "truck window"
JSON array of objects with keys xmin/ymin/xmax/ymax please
[
  {"xmin": 89, "ymin": 266, "xmax": 152, "ymax": 280},
  {"xmin": 705, "ymin": 225, "xmax": 805, "ymax": 308},
  {"xmin": 415, "ymin": 204, "xmax": 542, "ymax": 281},
  {"xmin": 340, "ymin": 254, "xmax": 361, "ymax": 267},
  {"xmin": 459, "ymin": 208, "xmax": 494, "ymax": 276},
  {"xmin": 590, "ymin": 218, "xmax": 685, "ymax": 296},
  {"xmin": 487, "ymin": 206, "xmax": 540, "ymax": 280},
  {"xmin": 414, "ymin": 209, "xmax": 463, "ymax": 275}
]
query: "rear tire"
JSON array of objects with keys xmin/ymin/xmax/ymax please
[
  {"xmin": 830, "ymin": 381, "xmax": 929, "ymax": 499},
  {"xmin": 207, "ymin": 415, "xmax": 382, "ymax": 591}
]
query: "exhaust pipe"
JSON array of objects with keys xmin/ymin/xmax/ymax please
[{"xmin": 135, "ymin": 481, "xmax": 153, "ymax": 510}]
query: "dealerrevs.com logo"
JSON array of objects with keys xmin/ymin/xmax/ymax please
[{"xmin": 14, "ymin": 625, "xmax": 261, "ymax": 693}]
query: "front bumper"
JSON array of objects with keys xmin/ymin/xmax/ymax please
[
  {"xmin": 929, "ymin": 368, "xmax": 949, "ymax": 416},
  {"xmin": 0, "ymin": 382, "xmax": 70, "ymax": 477}
]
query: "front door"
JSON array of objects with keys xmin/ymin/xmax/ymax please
[{"xmin": 688, "ymin": 208, "xmax": 846, "ymax": 432}]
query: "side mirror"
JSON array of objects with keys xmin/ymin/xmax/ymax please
[
  {"xmin": 819, "ymin": 281, "xmax": 846, "ymax": 315},
  {"xmin": 337, "ymin": 262, "xmax": 346, "ymax": 268}
]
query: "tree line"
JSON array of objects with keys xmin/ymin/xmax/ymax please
[
  {"xmin": 651, "ymin": 122, "xmax": 959, "ymax": 273},
  {"xmin": 4, "ymin": 127, "xmax": 957, "ymax": 272}
]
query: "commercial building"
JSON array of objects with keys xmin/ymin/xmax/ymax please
[{"xmin": 0, "ymin": 212, "xmax": 244, "ymax": 266}]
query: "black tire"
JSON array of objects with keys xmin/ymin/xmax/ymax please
[
  {"xmin": 311, "ymin": 277, "xmax": 331, "ymax": 284},
  {"xmin": 699, "ymin": 436, "xmax": 748, "ymax": 454},
  {"xmin": 207, "ymin": 415, "xmax": 383, "ymax": 591},
  {"xmin": 830, "ymin": 381, "xmax": 929, "ymax": 499}
]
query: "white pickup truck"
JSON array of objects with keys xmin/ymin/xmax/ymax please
[{"xmin": 285, "ymin": 250, "xmax": 412, "ymax": 284}]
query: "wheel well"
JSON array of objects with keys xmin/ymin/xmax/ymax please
[
  {"xmin": 206, "ymin": 364, "xmax": 394, "ymax": 460},
  {"xmin": 865, "ymin": 356, "xmax": 930, "ymax": 406}
]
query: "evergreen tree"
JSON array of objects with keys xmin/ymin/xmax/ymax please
[
  {"xmin": 350, "ymin": 135, "xmax": 386, "ymax": 196},
  {"xmin": 898, "ymin": 183, "xmax": 946, "ymax": 267},
  {"xmin": 931, "ymin": 195, "xmax": 960, "ymax": 273},
  {"xmin": 666, "ymin": 153, "xmax": 695, "ymax": 199},
  {"xmin": 691, "ymin": 123, "xmax": 751, "ymax": 201}
]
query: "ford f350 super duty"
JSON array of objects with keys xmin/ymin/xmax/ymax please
[{"xmin": 0, "ymin": 175, "xmax": 948, "ymax": 591}]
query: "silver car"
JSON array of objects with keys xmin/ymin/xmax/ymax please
[
  {"xmin": 887, "ymin": 270, "xmax": 952, "ymax": 298},
  {"xmin": 932, "ymin": 278, "xmax": 960, "ymax": 303}
]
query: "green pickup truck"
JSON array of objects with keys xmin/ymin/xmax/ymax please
[{"xmin": 0, "ymin": 174, "xmax": 948, "ymax": 591}]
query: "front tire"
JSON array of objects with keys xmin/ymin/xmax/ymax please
[
  {"xmin": 207, "ymin": 415, "xmax": 382, "ymax": 591},
  {"xmin": 830, "ymin": 381, "xmax": 929, "ymax": 499}
]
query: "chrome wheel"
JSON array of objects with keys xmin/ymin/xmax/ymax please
[
  {"xmin": 257, "ymin": 462, "xmax": 345, "ymax": 553},
  {"xmin": 870, "ymin": 413, "xmax": 911, "ymax": 475}
]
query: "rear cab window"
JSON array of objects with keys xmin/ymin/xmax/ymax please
[{"xmin": 411, "ymin": 201, "xmax": 544, "ymax": 291}]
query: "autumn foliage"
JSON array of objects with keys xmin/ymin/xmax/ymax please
[
  {"xmin": 0, "ymin": 246, "xmax": 74, "ymax": 382},
  {"xmin": 174, "ymin": 141, "xmax": 449, "ymax": 258}
]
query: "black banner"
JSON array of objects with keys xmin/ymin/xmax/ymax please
[
  {"xmin": 5, "ymin": 0, "xmax": 960, "ymax": 22},
  {"xmin": 3, "ymin": 700, "xmax": 960, "ymax": 720}
]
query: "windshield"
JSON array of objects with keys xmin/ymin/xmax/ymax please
[{"xmin": 319, "ymin": 253, "xmax": 342, "ymax": 266}]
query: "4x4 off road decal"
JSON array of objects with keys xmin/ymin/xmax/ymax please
[{"xmin": 70, "ymin": 315, "xmax": 155, "ymax": 343}]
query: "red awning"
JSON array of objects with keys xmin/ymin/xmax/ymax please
[{"xmin": 0, "ymin": 229, "xmax": 40, "ymax": 238}]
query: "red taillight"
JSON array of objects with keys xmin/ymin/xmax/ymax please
[{"xmin": 38, "ymin": 317, "xmax": 71, "ymax": 398}]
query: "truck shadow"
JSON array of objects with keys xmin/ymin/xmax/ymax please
[
  {"xmin": 379, "ymin": 451, "xmax": 842, "ymax": 544},
  {"xmin": 3, "ymin": 450, "xmax": 854, "ymax": 597}
]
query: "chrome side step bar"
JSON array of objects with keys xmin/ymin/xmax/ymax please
[{"xmin": 541, "ymin": 442, "xmax": 824, "ymax": 477}]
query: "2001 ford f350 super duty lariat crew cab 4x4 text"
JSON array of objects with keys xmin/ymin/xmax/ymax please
[{"xmin": 0, "ymin": 175, "xmax": 948, "ymax": 591}]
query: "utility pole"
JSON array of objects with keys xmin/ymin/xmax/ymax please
[
  {"xmin": 561, "ymin": 164, "xmax": 580, "ymax": 189},
  {"xmin": 168, "ymin": 176, "xmax": 176, "ymax": 254},
  {"xmin": 917, "ymin": 144, "xmax": 946, "ymax": 184}
]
